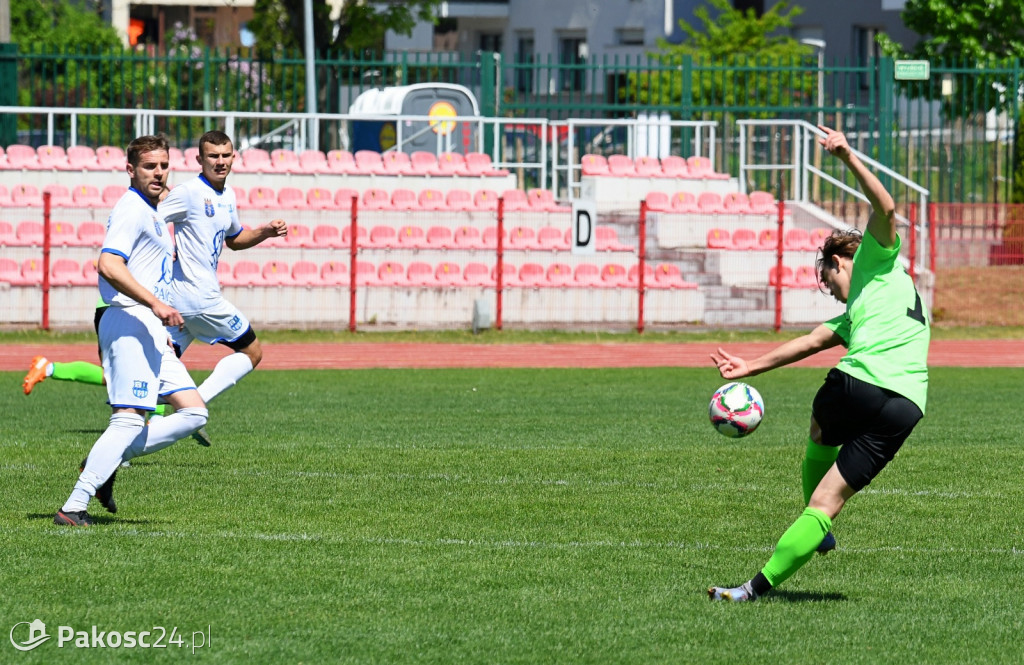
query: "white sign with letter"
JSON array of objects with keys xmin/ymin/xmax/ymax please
[{"xmin": 571, "ymin": 199, "xmax": 596, "ymax": 255}]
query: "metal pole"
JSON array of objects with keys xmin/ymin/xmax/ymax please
[{"xmin": 302, "ymin": 0, "xmax": 318, "ymax": 151}]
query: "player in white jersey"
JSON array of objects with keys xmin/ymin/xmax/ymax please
[
  {"xmin": 55, "ymin": 136, "xmax": 209, "ymax": 527},
  {"xmin": 159, "ymin": 130, "xmax": 286, "ymax": 416}
]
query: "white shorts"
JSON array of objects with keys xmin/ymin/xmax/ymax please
[
  {"xmin": 99, "ymin": 305, "xmax": 197, "ymax": 411},
  {"xmin": 169, "ymin": 298, "xmax": 252, "ymax": 355}
]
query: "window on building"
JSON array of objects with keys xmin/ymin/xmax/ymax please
[
  {"xmin": 854, "ymin": 26, "xmax": 881, "ymax": 89},
  {"xmin": 516, "ymin": 34, "xmax": 535, "ymax": 93},
  {"xmin": 480, "ymin": 33, "xmax": 503, "ymax": 53},
  {"xmin": 559, "ymin": 35, "xmax": 588, "ymax": 92},
  {"xmin": 616, "ymin": 28, "xmax": 645, "ymax": 46}
]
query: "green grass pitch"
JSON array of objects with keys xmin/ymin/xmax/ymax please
[{"xmin": 1, "ymin": 367, "xmax": 1022, "ymax": 664}]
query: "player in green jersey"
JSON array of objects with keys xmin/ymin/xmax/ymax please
[{"xmin": 707, "ymin": 125, "xmax": 930, "ymax": 602}]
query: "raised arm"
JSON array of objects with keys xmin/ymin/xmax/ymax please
[
  {"xmin": 709, "ymin": 324, "xmax": 843, "ymax": 379},
  {"xmin": 226, "ymin": 219, "xmax": 288, "ymax": 250},
  {"xmin": 818, "ymin": 125, "xmax": 897, "ymax": 248}
]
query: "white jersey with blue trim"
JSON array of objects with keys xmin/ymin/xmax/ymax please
[
  {"xmin": 99, "ymin": 187, "xmax": 175, "ymax": 308},
  {"xmin": 160, "ymin": 174, "xmax": 243, "ymax": 315}
]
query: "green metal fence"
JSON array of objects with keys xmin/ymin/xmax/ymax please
[{"xmin": 8, "ymin": 45, "xmax": 1022, "ymax": 204}]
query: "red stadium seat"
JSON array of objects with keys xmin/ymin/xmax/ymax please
[
  {"xmin": 581, "ymin": 154, "xmax": 610, "ymax": 176},
  {"xmin": 270, "ymin": 149, "xmax": 300, "ymax": 173},
  {"xmin": 654, "ymin": 263, "xmax": 697, "ymax": 289},
  {"xmin": 784, "ymin": 228, "xmax": 811, "ymax": 252},
  {"xmin": 434, "ymin": 261, "xmax": 462, "ymax": 286},
  {"xmin": 452, "ymin": 225, "xmax": 484, "ymax": 250},
  {"xmin": 276, "ymin": 187, "xmax": 305, "ymax": 209},
  {"xmin": 50, "ymin": 258, "xmax": 80, "ymax": 286},
  {"xmin": 500, "ymin": 188, "xmax": 530, "ymax": 211},
  {"xmin": 306, "ymin": 187, "xmax": 335, "ymax": 210},
  {"xmin": 461, "ymin": 262, "xmax": 493, "ymax": 287},
  {"xmin": 95, "ymin": 145, "xmax": 126, "ymax": 170},
  {"xmin": 312, "ymin": 225, "xmax": 343, "ymax": 248},
  {"xmin": 730, "ymin": 228, "xmax": 757, "ymax": 250},
  {"xmin": 261, "ymin": 260, "xmax": 292, "ymax": 285},
  {"xmin": 291, "ymin": 260, "xmax": 320, "ymax": 286},
  {"xmin": 76, "ymin": 222, "xmax": 106, "ymax": 247},
  {"xmin": 645, "ymin": 191, "xmax": 671, "ymax": 212},
  {"xmin": 536, "ymin": 226, "xmax": 570, "ymax": 251},
  {"xmin": 768, "ymin": 265, "xmax": 796, "ymax": 287},
  {"xmin": 758, "ymin": 228, "xmax": 780, "ymax": 251},
  {"xmin": 723, "ymin": 192, "xmax": 753, "ymax": 214},
  {"xmin": 517, "ymin": 262, "xmax": 546, "ymax": 287},
  {"xmin": 659, "ymin": 156, "xmax": 691, "ymax": 178},
  {"xmin": 298, "ymin": 150, "xmax": 329, "ymax": 174},
  {"xmin": 354, "ymin": 150, "xmax": 387, "ymax": 175},
  {"xmin": 361, "ymin": 188, "xmax": 391, "ymax": 210},
  {"xmin": 232, "ymin": 261, "xmax": 261, "ymax": 286},
  {"xmin": 418, "ymin": 189, "xmax": 446, "ymax": 210},
  {"xmin": 465, "ymin": 152, "xmax": 509, "ymax": 176},
  {"xmin": 474, "ymin": 189, "xmax": 500, "ymax": 211},
  {"xmin": 11, "ymin": 184, "xmax": 41, "ymax": 207},
  {"xmin": 382, "ymin": 151, "xmax": 414, "ymax": 175},
  {"xmin": 0, "ymin": 221, "xmax": 14, "ymax": 245},
  {"xmin": 6, "ymin": 145, "xmax": 42, "ymax": 170},
  {"xmin": 102, "ymin": 185, "xmax": 127, "ymax": 205},
  {"xmin": 66, "ymin": 145, "xmax": 100, "ymax": 170},
  {"xmin": 634, "ymin": 156, "xmax": 665, "ymax": 178},
  {"xmin": 573, "ymin": 263, "xmax": 602, "ymax": 287},
  {"xmin": 425, "ymin": 226, "xmax": 454, "ymax": 249},
  {"xmin": 390, "ymin": 189, "xmax": 420, "ymax": 211},
  {"xmin": 410, "ymin": 151, "xmax": 440, "ymax": 176},
  {"xmin": 72, "ymin": 184, "xmax": 104, "ymax": 208},
  {"xmin": 435, "ymin": 152, "xmax": 470, "ymax": 176},
  {"xmin": 320, "ymin": 261, "xmax": 350, "ymax": 286},
  {"xmin": 326, "ymin": 150, "xmax": 357, "ymax": 174},
  {"xmin": 506, "ymin": 226, "xmax": 538, "ymax": 250},
  {"xmin": 808, "ymin": 227, "xmax": 832, "ymax": 251},
  {"xmin": 37, "ymin": 145, "xmax": 71, "ymax": 170},
  {"xmin": 687, "ymin": 155, "xmax": 730, "ymax": 180},
  {"xmin": 794, "ymin": 265, "xmax": 819, "ymax": 289},
  {"xmin": 405, "ymin": 261, "xmax": 436, "ymax": 286},
  {"xmin": 607, "ymin": 155, "xmax": 637, "ymax": 177},
  {"xmin": 368, "ymin": 225, "xmax": 397, "ymax": 249},
  {"xmin": 396, "ymin": 225, "xmax": 428, "ymax": 249},
  {"xmin": 670, "ymin": 191, "xmax": 699, "ymax": 213},
  {"xmin": 335, "ymin": 188, "xmax": 360, "ymax": 210},
  {"xmin": 377, "ymin": 261, "xmax": 406, "ymax": 286},
  {"xmin": 749, "ymin": 190, "xmax": 777, "ymax": 214},
  {"xmin": 707, "ymin": 228, "xmax": 731, "ymax": 249},
  {"xmin": 248, "ymin": 186, "xmax": 276, "ymax": 209},
  {"xmin": 445, "ymin": 189, "xmax": 474, "ymax": 211},
  {"xmin": 697, "ymin": 192, "xmax": 726, "ymax": 214},
  {"xmin": 600, "ymin": 263, "xmax": 629, "ymax": 287},
  {"xmin": 545, "ymin": 262, "xmax": 574, "ymax": 287},
  {"xmin": 15, "ymin": 221, "xmax": 44, "ymax": 246}
]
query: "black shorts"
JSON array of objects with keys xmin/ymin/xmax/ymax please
[{"xmin": 812, "ymin": 368, "xmax": 923, "ymax": 492}]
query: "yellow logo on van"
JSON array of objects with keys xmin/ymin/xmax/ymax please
[
  {"xmin": 379, "ymin": 123, "xmax": 396, "ymax": 150},
  {"xmin": 428, "ymin": 101, "xmax": 457, "ymax": 135}
]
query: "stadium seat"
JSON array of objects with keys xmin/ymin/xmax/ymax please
[
  {"xmin": 670, "ymin": 191, "xmax": 699, "ymax": 213},
  {"xmin": 749, "ymin": 190, "xmax": 777, "ymax": 214},
  {"xmin": 95, "ymin": 146, "xmax": 126, "ymax": 170},
  {"xmin": 768, "ymin": 265, "xmax": 796, "ymax": 288},
  {"xmin": 418, "ymin": 189, "xmax": 446, "ymax": 210},
  {"xmin": 390, "ymin": 189, "xmax": 420, "ymax": 211},
  {"xmin": 306, "ymin": 187, "xmax": 335, "ymax": 209},
  {"xmin": 377, "ymin": 261, "xmax": 406, "ymax": 286},
  {"xmin": 71, "ymin": 185, "xmax": 104, "ymax": 208},
  {"xmin": 405, "ymin": 261, "xmax": 435, "ymax": 286},
  {"xmin": 298, "ymin": 150, "xmax": 329, "ymax": 174},
  {"xmin": 183, "ymin": 147, "xmax": 200, "ymax": 167},
  {"xmin": 730, "ymin": 228, "xmax": 757, "ymax": 250},
  {"xmin": 102, "ymin": 184, "xmax": 127, "ymax": 205},
  {"xmin": 0, "ymin": 257, "xmax": 20, "ymax": 283},
  {"xmin": 382, "ymin": 151, "xmax": 414, "ymax": 175},
  {"xmin": 627, "ymin": 263, "xmax": 657, "ymax": 288},
  {"xmin": 808, "ymin": 227, "xmax": 832, "ymax": 251},
  {"xmin": 168, "ymin": 147, "xmax": 187, "ymax": 170},
  {"xmin": 425, "ymin": 225, "xmax": 454, "ymax": 249},
  {"xmin": 396, "ymin": 225, "xmax": 428, "ymax": 249},
  {"xmin": 600, "ymin": 263, "xmax": 629, "ymax": 287},
  {"xmin": 216, "ymin": 260, "xmax": 233, "ymax": 286},
  {"xmin": 474, "ymin": 189, "xmax": 499, "ymax": 211},
  {"xmin": 42, "ymin": 184, "xmax": 73, "ymax": 207},
  {"xmin": 312, "ymin": 224, "xmax": 343, "ymax": 249},
  {"xmin": 581, "ymin": 154, "xmax": 610, "ymax": 176},
  {"xmin": 723, "ymin": 192, "xmax": 753, "ymax": 214},
  {"xmin": 284, "ymin": 223, "xmax": 312, "ymax": 248},
  {"xmin": 49, "ymin": 221, "xmax": 77, "ymax": 246},
  {"xmin": 248, "ymin": 186, "xmax": 276, "ymax": 209},
  {"xmin": 19, "ymin": 257, "xmax": 43, "ymax": 285},
  {"xmin": 465, "ymin": 152, "xmax": 509, "ymax": 176},
  {"xmin": 341, "ymin": 225, "xmax": 367, "ymax": 247},
  {"xmin": 15, "ymin": 221, "xmax": 44, "ymax": 246},
  {"xmin": 758, "ymin": 228, "xmax": 780, "ymax": 251},
  {"xmin": 794, "ymin": 265, "xmax": 819, "ymax": 289},
  {"xmin": 80, "ymin": 259, "xmax": 98, "ymax": 286},
  {"xmin": 335, "ymin": 188, "xmax": 360, "ymax": 210},
  {"xmin": 410, "ymin": 151, "xmax": 440, "ymax": 176},
  {"xmin": 355, "ymin": 260, "xmax": 379, "ymax": 286},
  {"xmin": 654, "ymin": 263, "xmax": 697, "ymax": 289},
  {"xmin": 595, "ymin": 226, "xmax": 631, "ymax": 252},
  {"xmin": 645, "ymin": 191, "xmax": 671, "ymax": 212},
  {"xmin": 686, "ymin": 155, "xmax": 730, "ymax": 180},
  {"xmin": 270, "ymin": 149, "xmax": 301, "ymax": 173},
  {"xmin": 0, "ymin": 221, "xmax": 14, "ymax": 245},
  {"xmin": 707, "ymin": 228, "xmax": 731, "ymax": 249},
  {"xmin": 607, "ymin": 155, "xmax": 638, "ymax": 177},
  {"xmin": 362, "ymin": 188, "xmax": 391, "ymax": 210},
  {"xmin": 232, "ymin": 260, "xmax": 261, "ymax": 286},
  {"xmin": 320, "ymin": 260, "xmax": 350, "ymax": 286},
  {"xmin": 276, "ymin": 187, "xmax": 305, "ymax": 209},
  {"xmin": 506, "ymin": 226, "xmax": 538, "ymax": 250},
  {"xmin": 434, "ymin": 261, "xmax": 462, "ymax": 286},
  {"xmin": 445, "ymin": 189, "xmax": 474, "ymax": 211},
  {"xmin": 573, "ymin": 263, "xmax": 602, "ymax": 287},
  {"xmin": 368, "ymin": 225, "xmax": 397, "ymax": 249},
  {"xmin": 435, "ymin": 152, "xmax": 470, "ymax": 176},
  {"xmin": 11, "ymin": 184, "xmax": 41, "ymax": 207},
  {"xmin": 526, "ymin": 188, "xmax": 557, "ymax": 212},
  {"xmin": 517, "ymin": 262, "xmax": 546, "ymax": 287},
  {"xmin": 76, "ymin": 222, "xmax": 105, "ymax": 247},
  {"xmin": 545, "ymin": 262, "xmax": 574, "ymax": 287},
  {"xmin": 784, "ymin": 228, "xmax": 811, "ymax": 251},
  {"xmin": 66, "ymin": 145, "xmax": 100, "ymax": 170},
  {"xmin": 452, "ymin": 225, "xmax": 484, "ymax": 250},
  {"xmin": 291, "ymin": 260, "xmax": 320, "ymax": 286},
  {"xmin": 659, "ymin": 156, "xmax": 691, "ymax": 178},
  {"xmin": 536, "ymin": 226, "xmax": 570, "ymax": 251},
  {"xmin": 500, "ymin": 189, "xmax": 530, "ymax": 211},
  {"xmin": 260, "ymin": 260, "xmax": 291, "ymax": 285},
  {"xmin": 237, "ymin": 148, "xmax": 272, "ymax": 173},
  {"xmin": 481, "ymin": 226, "xmax": 505, "ymax": 249},
  {"xmin": 326, "ymin": 150, "xmax": 357, "ymax": 174},
  {"xmin": 37, "ymin": 145, "xmax": 70, "ymax": 170},
  {"xmin": 493, "ymin": 262, "xmax": 520, "ymax": 287},
  {"xmin": 697, "ymin": 192, "xmax": 726, "ymax": 214},
  {"xmin": 461, "ymin": 262, "xmax": 493, "ymax": 287},
  {"xmin": 50, "ymin": 258, "xmax": 80, "ymax": 286},
  {"xmin": 354, "ymin": 150, "xmax": 387, "ymax": 175},
  {"xmin": 634, "ymin": 156, "xmax": 665, "ymax": 178},
  {"xmin": 6, "ymin": 145, "xmax": 41, "ymax": 170}
]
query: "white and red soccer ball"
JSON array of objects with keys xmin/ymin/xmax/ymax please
[{"xmin": 708, "ymin": 382, "xmax": 765, "ymax": 438}]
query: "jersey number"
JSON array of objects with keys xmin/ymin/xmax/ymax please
[{"xmin": 906, "ymin": 291, "xmax": 926, "ymax": 325}]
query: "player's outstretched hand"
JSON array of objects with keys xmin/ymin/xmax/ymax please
[
  {"xmin": 818, "ymin": 125, "xmax": 851, "ymax": 160},
  {"xmin": 710, "ymin": 347, "xmax": 749, "ymax": 379},
  {"xmin": 266, "ymin": 219, "xmax": 288, "ymax": 238},
  {"xmin": 152, "ymin": 301, "xmax": 184, "ymax": 328}
]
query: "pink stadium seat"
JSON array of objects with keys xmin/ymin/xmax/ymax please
[
  {"xmin": 270, "ymin": 149, "xmax": 301, "ymax": 173},
  {"xmin": 66, "ymin": 145, "xmax": 100, "ymax": 170},
  {"xmin": 461, "ymin": 262, "xmax": 493, "ymax": 287},
  {"xmin": 291, "ymin": 260, "xmax": 320, "ymax": 286},
  {"xmin": 601, "ymin": 263, "xmax": 629, "ymax": 287},
  {"xmin": 607, "ymin": 155, "xmax": 638, "ymax": 177},
  {"xmin": 527, "ymin": 188, "xmax": 570, "ymax": 213},
  {"xmin": 808, "ymin": 227, "xmax": 832, "ymax": 251},
  {"xmin": 452, "ymin": 225, "xmax": 484, "ymax": 250},
  {"xmin": 418, "ymin": 188, "xmax": 446, "ymax": 210},
  {"xmin": 517, "ymin": 263, "xmax": 545, "ymax": 287},
  {"xmin": 95, "ymin": 146, "xmax": 126, "ymax": 170},
  {"xmin": 285, "ymin": 223, "xmax": 312, "ymax": 248},
  {"xmin": 758, "ymin": 228, "xmax": 780, "ymax": 251},
  {"xmin": 0, "ymin": 221, "xmax": 14, "ymax": 245},
  {"xmin": 481, "ymin": 226, "xmax": 505, "ymax": 249},
  {"xmin": 474, "ymin": 189, "xmax": 499, "ymax": 211},
  {"xmin": 276, "ymin": 187, "xmax": 305, "ymax": 209},
  {"xmin": 445, "ymin": 189, "xmax": 474, "ymax": 211},
  {"xmin": 500, "ymin": 189, "xmax": 530, "ymax": 211},
  {"xmin": 312, "ymin": 224, "xmax": 343, "ymax": 248},
  {"xmin": 769, "ymin": 265, "xmax": 796, "ymax": 288},
  {"xmin": 749, "ymin": 190, "xmax": 777, "ymax": 214},
  {"xmin": 354, "ymin": 150, "xmax": 387, "ymax": 175},
  {"xmin": 326, "ymin": 150, "xmax": 357, "ymax": 174},
  {"xmin": 231, "ymin": 186, "xmax": 248, "ymax": 209},
  {"xmin": 168, "ymin": 148, "xmax": 187, "ymax": 170},
  {"xmin": 425, "ymin": 226, "xmax": 454, "ymax": 249},
  {"xmin": 15, "ymin": 221, "xmax": 44, "ymax": 246},
  {"xmin": 368, "ymin": 225, "xmax": 397, "ymax": 249},
  {"xmin": 659, "ymin": 156, "xmax": 691, "ymax": 178},
  {"xmin": 465, "ymin": 152, "xmax": 509, "ymax": 176},
  {"xmin": 595, "ymin": 226, "xmax": 631, "ymax": 252},
  {"xmin": 102, "ymin": 184, "xmax": 127, "ymax": 205},
  {"xmin": 232, "ymin": 260, "xmax": 261, "ymax": 286},
  {"xmin": 573, "ymin": 263, "xmax": 602, "ymax": 287},
  {"xmin": 355, "ymin": 261, "xmax": 379, "ymax": 286},
  {"xmin": 320, "ymin": 261, "xmax": 350, "ymax": 286},
  {"xmin": 627, "ymin": 263, "xmax": 657, "ymax": 288},
  {"xmin": 723, "ymin": 192, "xmax": 753, "ymax": 214},
  {"xmin": 382, "ymin": 151, "xmax": 414, "ymax": 175},
  {"xmin": 634, "ymin": 156, "xmax": 665, "ymax": 178},
  {"xmin": 11, "ymin": 184, "xmax": 41, "ymax": 207},
  {"xmin": 581, "ymin": 154, "xmax": 610, "ymax": 176},
  {"xmin": 670, "ymin": 191, "xmax": 699, "ymax": 213},
  {"xmin": 435, "ymin": 152, "xmax": 470, "ymax": 176},
  {"xmin": 536, "ymin": 226, "xmax": 570, "ymax": 251},
  {"xmin": 506, "ymin": 226, "xmax": 538, "ymax": 250},
  {"xmin": 697, "ymin": 192, "xmax": 726, "ymax": 214},
  {"xmin": 248, "ymin": 186, "xmax": 276, "ymax": 209},
  {"xmin": 261, "ymin": 260, "xmax": 292, "ymax": 285},
  {"xmin": 493, "ymin": 262, "xmax": 520, "ymax": 287},
  {"xmin": 42, "ymin": 183, "xmax": 73, "ymax": 207},
  {"xmin": 76, "ymin": 222, "xmax": 105, "ymax": 247},
  {"xmin": 37, "ymin": 145, "xmax": 70, "ymax": 170},
  {"xmin": 362, "ymin": 188, "xmax": 391, "ymax": 210},
  {"xmin": 545, "ymin": 262, "xmax": 574, "ymax": 287},
  {"xmin": 687, "ymin": 155, "xmax": 730, "ymax": 180},
  {"xmin": 80, "ymin": 258, "xmax": 99, "ymax": 286},
  {"xmin": 0, "ymin": 257, "xmax": 20, "ymax": 283},
  {"xmin": 49, "ymin": 221, "xmax": 77, "ymax": 246},
  {"xmin": 19, "ymin": 258, "xmax": 44, "ymax": 285},
  {"xmin": 654, "ymin": 263, "xmax": 697, "ymax": 289},
  {"xmin": 335, "ymin": 188, "xmax": 360, "ymax": 210},
  {"xmin": 645, "ymin": 191, "xmax": 671, "ymax": 212},
  {"xmin": 50, "ymin": 258, "xmax": 80, "ymax": 286},
  {"xmin": 341, "ymin": 225, "xmax": 368, "ymax": 247},
  {"xmin": 306, "ymin": 187, "xmax": 335, "ymax": 210},
  {"xmin": 183, "ymin": 147, "xmax": 200, "ymax": 168},
  {"xmin": 377, "ymin": 261, "xmax": 406, "ymax": 286},
  {"xmin": 72, "ymin": 185, "xmax": 104, "ymax": 208},
  {"xmin": 431, "ymin": 261, "xmax": 459, "ymax": 286},
  {"xmin": 707, "ymin": 228, "xmax": 731, "ymax": 249},
  {"xmin": 215, "ymin": 260, "xmax": 234, "ymax": 286},
  {"xmin": 396, "ymin": 225, "xmax": 428, "ymax": 249},
  {"xmin": 794, "ymin": 265, "xmax": 819, "ymax": 289},
  {"xmin": 784, "ymin": 228, "xmax": 811, "ymax": 251},
  {"xmin": 6, "ymin": 145, "xmax": 41, "ymax": 170},
  {"xmin": 405, "ymin": 261, "xmax": 436, "ymax": 287},
  {"xmin": 390, "ymin": 188, "xmax": 420, "ymax": 211},
  {"xmin": 730, "ymin": 228, "xmax": 757, "ymax": 250},
  {"xmin": 298, "ymin": 150, "xmax": 329, "ymax": 174},
  {"xmin": 410, "ymin": 151, "xmax": 440, "ymax": 176},
  {"xmin": 237, "ymin": 148, "xmax": 272, "ymax": 173}
]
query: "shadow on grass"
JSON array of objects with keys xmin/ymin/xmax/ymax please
[
  {"xmin": 70, "ymin": 429, "xmax": 106, "ymax": 435},
  {"xmin": 769, "ymin": 590, "xmax": 847, "ymax": 602},
  {"xmin": 27, "ymin": 513, "xmax": 165, "ymax": 526}
]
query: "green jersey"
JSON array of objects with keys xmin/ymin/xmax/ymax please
[{"xmin": 822, "ymin": 232, "xmax": 930, "ymax": 413}]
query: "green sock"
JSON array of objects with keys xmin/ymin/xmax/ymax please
[
  {"xmin": 154, "ymin": 404, "xmax": 167, "ymax": 417},
  {"xmin": 760, "ymin": 507, "xmax": 832, "ymax": 588},
  {"xmin": 51, "ymin": 361, "xmax": 104, "ymax": 386},
  {"xmin": 802, "ymin": 438, "xmax": 839, "ymax": 504}
]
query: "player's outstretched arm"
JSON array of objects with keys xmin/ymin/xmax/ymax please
[
  {"xmin": 710, "ymin": 324, "xmax": 843, "ymax": 379},
  {"xmin": 226, "ymin": 219, "xmax": 288, "ymax": 250},
  {"xmin": 818, "ymin": 125, "xmax": 897, "ymax": 248}
]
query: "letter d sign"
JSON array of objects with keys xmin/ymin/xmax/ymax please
[{"xmin": 572, "ymin": 199, "xmax": 596, "ymax": 255}]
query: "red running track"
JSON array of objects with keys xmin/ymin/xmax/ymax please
[{"xmin": 1, "ymin": 340, "xmax": 1022, "ymax": 371}]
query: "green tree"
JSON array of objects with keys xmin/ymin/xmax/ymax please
[
  {"xmin": 11, "ymin": 0, "xmax": 121, "ymax": 51},
  {"xmin": 878, "ymin": 0, "xmax": 1024, "ymax": 64}
]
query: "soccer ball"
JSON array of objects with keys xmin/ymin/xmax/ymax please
[{"xmin": 708, "ymin": 382, "xmax": 765, "ymax": 438}]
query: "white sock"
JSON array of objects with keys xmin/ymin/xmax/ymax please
[
  {"xmin": 198, "ymin": 353, "xmax": 254, "ymax": 404},
  {"xmin": 122, "ymin": 407, "xmax": 209, "ymax": 461},
  {"xmin": 62, "ymin": 413, "xmax": 145, "ymax": 513}
]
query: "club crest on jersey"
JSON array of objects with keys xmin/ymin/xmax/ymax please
[
  {"xmin": 153, "ymin": 216, "xmax": 163, "ymax": 236},
  {"xmin": 204, "ymin": 199, "xmax": 215, "ymax": 217},
  {"xmin": 229, "ymin": 315, "xmax": 242, "ymax": 331},
  {"xmin": 132, "ymin": 380, "xmax": 149, "ymax": 398}
]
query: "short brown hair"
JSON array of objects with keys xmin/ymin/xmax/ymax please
[
  {"xmin": 816, "ymin": 229, "xmax": 863, "ymax": 287},
  {"xmin": 198, "ymin": 130, "xmax": 233, "ymax": 158},
  {"xmin": 126, "ymin": 135, "xmax": 169, "ymax": 167}
]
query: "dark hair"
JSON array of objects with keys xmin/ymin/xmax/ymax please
[
  {"xmin": 198, "ymin": 130, "xmax": 233, "ymax": 157},
  {"xmin": 816, "ymin": 228, "xmax": 863, "ymax": 288},
  {"xmin": 126, "ymin": 135, "xmax": 169, "ymax": 167}
]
